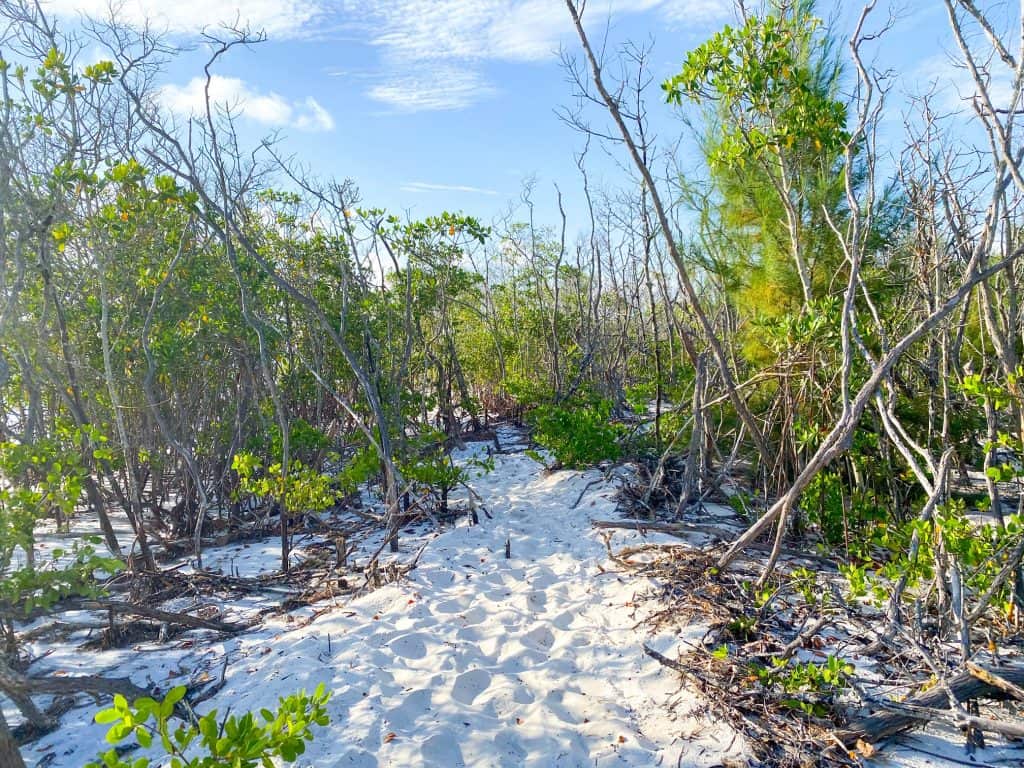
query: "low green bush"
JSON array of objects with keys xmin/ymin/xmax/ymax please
[
  {"xmin": 86, "ymin": 684, "xmax": 331, "ymax": 768},
  {"xmin": 527, "ymin": 399, "xmax": 624, "ymax": 468}
]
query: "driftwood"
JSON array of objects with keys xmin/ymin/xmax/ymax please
[
  {"xmin": 967, "ymin": 661, "xmax": 1024, "ymax": 702},
  {"xmin": 591, "ymin": 518, "xmax": 733, "ymax": 537},
  {"xmin": 591, "ymin": 519, "xmax": 839, "ymax": 567},
  {"xmin": 837, "ymin": 663, "xmax": 1024, "ymax": 746},
  {"xmin": 0, "ymin": 656, "xmax": 152, "ymax": 733},
  {"xmin": 72, "ymin": 600, "xmax": 248, "ymax": 633}
]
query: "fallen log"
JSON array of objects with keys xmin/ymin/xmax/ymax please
[
  {"xmin": 0, "ymin": 656, "xmax": 151, "ymax": 735},
  {"xmin": 592, "ymin": 519, "xmax": 734, "ymax": 537},
  {"xmin": 73, "ymin": 600, "xmax": 248, "ymax": 633},
  {"xmin": 837, "ymin": 663, "xmax": 1024, "ymax": 747},
  {"xmin": 592, "ymin": 520, "xmax": 838, "ymax": 566},
  {"xmin": 967, "ymin": 661, "xmax": 1024, "ymax": 702}
]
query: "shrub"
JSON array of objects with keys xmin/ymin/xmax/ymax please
[
  {"xmin": 86, "ymin": 684, "xmax": 331, "ymax": 768},
  {"xmin": 528, "ymin": 399, "xmax": 624, "ymax": 468}
]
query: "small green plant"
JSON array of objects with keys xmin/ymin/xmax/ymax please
[
  {"xmin": 788, "ymin": 566, "xmax": 822, "ymax": 606},
  {"xmin": 86, "ymin": 684, "xmax": 331, "ymax": 768},
  {"xmin": 800, "ymin": 469, "xmax": 885, "ymax": 550},
  {"xmin": 726, "ymin": 491, "xmax": 753, "ymax": 521},
  {"xmin": 399, "ymin": 429, "xmax": 491, "ymax": 513},
  {"xmin": 838, "ymin": 562, "xmax": 869, "ymax": 601},
  {"xmin": 269, "ymin": 418, "xmax": 331, "ymax": 464},
  {"xmin": 752, "ymin": 655, "xmax": 853, "ymax": 716},
  {"xmin": 725, "ymin": 614, "xmax": 758, "ymax": 641},
  {"xmin": 743, "ymin": 579, "xmax": 776, "ymax": 609},
  {"xmin": 623, "ymin": 382, "xmax": 656, "ymax": 415},
  {"xmin": 524, "ymin": 448, "xmax": 546, "ymax": 465}
]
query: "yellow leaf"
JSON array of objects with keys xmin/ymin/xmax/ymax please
[{"xmin": 855, "ymin": 739, "xmax": 876, "ymax": 758}]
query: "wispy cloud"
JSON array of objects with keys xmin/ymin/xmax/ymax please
[
  {"xmin": 343, "ymin": 0, "xmax": 730, "ymax": 112},
  {"xmin": 659, "ymin": 0, "xmax": 732, "ymax": 24},
  {"xmin": 159, "ymin": 75, "xmax": 335, "ymax": 131},
  {"xmin": 911, "ymin": 53, "xmax": 1019, "ymax": 113},
  {"xmin": 369, "ymin": 66, "xmax": 499, "ymax": 112},
  {"xmin": 43, "ymin": 0, "xmax": 323, "ymax": 37},
  {"xmin": 48, "ymin": 0, "xmax": 731, "ymax": 114},
  {"xmin": 401, "ymin": 181, "xmax": 499, "ymax": 195}
]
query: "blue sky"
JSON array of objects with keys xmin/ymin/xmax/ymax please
[{"xmin": 43, "ymin": 1, "xmax": 969, "ymax": 234}]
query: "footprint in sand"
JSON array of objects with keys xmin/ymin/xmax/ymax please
[
  {"xmin": 451, "ymin": 668, "xmax": 492, "ymax": 705},
  {"xmin": 384, "ymin": 688, "xmax": 432, "ymax": 731},
  {"xmin": 390, "ymin": 633, "xmax": 429, "ymax": 660},
  {"xmin": 493, "ymin": 731, "xmax": 528, "ymax": 768},
  {"xmin": 568, "ymin": 631, "xmax": 592, "ymax": 648},
  {"xmin": 333, "ymin": 750, "xmax": 378, "ymax": 767},
  {"xmin": 526, "ymin": 569, "xmax": 558, "ymax": 589},
  {"xmin": 524, "ymin": 624, "xmax": 555, "ymax": 650},
  {"xmin": 421, "ymin": 732, "xmax": 465, "ymax": 766},
  {"xmin": 460, "ymin": 606, "xmax": 487, "ymax": 625},
  {"xmin": 434, "ymin": 597, "xmax": 469, "ymax": 614},
  {"xmin": 551, "ymin": 610, "xmax": 576, "ymax": 630},
  {"xmin": 526, "ymin": 589, "xmax": 547, "ymax": 612}
]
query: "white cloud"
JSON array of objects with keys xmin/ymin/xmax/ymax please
[
  {"xmin": 47, "ymin": 0, "xmax": 732, "ymax": 113},
  {"xmin": 369, "ymin": 67, "xmax": 498, "ymax": 111},
  {"xmin": 659, "ymin": 0, "xmax": 733, "ymax": 24},
  {"xmin": 345, "ymin": 0, "xmax": 731, "ymax": 112},
  {"xmin": 159, "ymin": 75, "xmax": 334, "ymax": 131},
  {"xmin": 401, "ymin": 181, "xmax": 499, "ymax": 195},
  {"xmin": 348, "ymin": 1, "xmax": 727, "ymax": 65},
  {"xmin": 42, "ymin": 0, "xmax": 323, "ymax": 37},
  {"xmin": 912, "ymin": 53, "xmax": 1020, "ymax": 113}
]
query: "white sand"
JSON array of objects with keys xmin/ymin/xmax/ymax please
[{"xmin": 21, "ymin": 428, "xmax": 744, "ymax": 767}]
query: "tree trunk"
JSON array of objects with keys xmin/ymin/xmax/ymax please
[{"xmin": 0, "ymin": 709, "xmax": 26, "ymax": 768}]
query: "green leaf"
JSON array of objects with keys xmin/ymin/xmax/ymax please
[
  {"xmin": 95, "ymin": 708, "xmax": 121, "ymax": 724},
  {"xmin": 164, "ymin": 686, "xmax": 186, "ymax": 706}
]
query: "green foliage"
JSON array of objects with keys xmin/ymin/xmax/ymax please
[
  {"xmin": 960, "ymin": 369, "xmax": 1024, "ymax": 481},
  {"xmin": 86, "ymin": 684, "xmax": 331, "ymax": 768},
  {"xmin": 82, "ymin": 60, "xmax": 117, "ymax": 83},
  {"xmin": 929, "ymin": 501, "xmax": 1023, "ymax": 597},
  {"xmin": 756, "ymin": 297, "xmax": 840, "ymax": 356},
  {"xmin": 751, "ymin": 655, "xmax": 853, "ymax": 716},
  {"xmin": 838, "ymin": 561, "xmax": 869, "ymax": 602},
  {"xmin": 800, "ymin": 470, "xmax": 885, "ymax": 550},
  {"xmin": 400, "ymin": 429, "xmax": 494, "ymax": 498},
  {"xmin": 726, "ymin": 491, "xmax": 754, "ymax": 521},
  {"xmin": 0, "ymin": 536, "xmax": 121, "ymax": 616},
  {"xmin": 725, "ymin": 614, "xmax": 758, "ymax": 641},
  {"xmin": 269, "ymin": 419, "xmax": 331, "ymax": 464},
  {"xmin": 503, "ymin": 374, "xmax": 553, "ymax": 409},
  {"xmin": 623, "ymin": 383, "xmax": 656, "ymax": 415},
  {"xmin": 0, "ymin": 431, "xmax": 123, "ymax": 621},
  {"xmin": 400, "ymin": 431, "xmax": 465, "ymax": 492},
  {"xmin": 232, "ymin": 453, "xmax": 335, "ymax": 516},
  {"xmin": 960, "ymin": 368, "xmax": 1021, "ymax": 412},
  {"xmin": 527, "ymin": 399, "xmax": 624, "ymax": 468},
  {"xmin": 664, "ymin": 10, "xmax": 848, "ymax": 170},
  {"xmin": 787, "ymin": 566, "xmax": 823, "ymax": 606},
  {"xmin": 336, "ymin": 445, "xmax": 382, "ymax": 496},
  {"xmin": 840, "ymin": 494, "xmax": 1024, "ymax": 618}
]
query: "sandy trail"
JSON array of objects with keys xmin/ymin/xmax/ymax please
[{"xmin": 23, "ymin": 427, "xmax": 742, "ymax": 767}]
